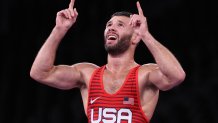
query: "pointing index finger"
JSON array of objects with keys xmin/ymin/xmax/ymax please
[
  {"xmin": 137, "ymin": 1, "xmax": 144, "ymax": 16},
  {"xmin": 69, "ymin": 0, "xmax": 75, "ymax": 10}
]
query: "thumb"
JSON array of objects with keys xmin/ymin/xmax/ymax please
[{"xmin": 132, "ymin": 32, "xmax": 141, "ymax": 44}]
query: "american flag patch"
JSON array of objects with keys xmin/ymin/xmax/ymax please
[{"xmin": 123, "ymin": 97, "xmax": 134, "ymax": 105}]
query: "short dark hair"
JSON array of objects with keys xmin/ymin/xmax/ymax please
[{"xmin": 111, "ymin": 11, "xmax": 133, "ymax": 18}]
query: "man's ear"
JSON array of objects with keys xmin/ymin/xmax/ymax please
[{"xmin": 131, "ymin": 32, "xmax": 141, "ymax": 45}]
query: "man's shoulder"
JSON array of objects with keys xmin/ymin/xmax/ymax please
[
  {"xmin": 72, "ymin": 63, "xmax": 100, "ymax": 85},
  {"xmin": 72, "ymin": 62, "xmax": 99, "ymax": 68},
  {"xmin": 140, "ymin": 63, "xmax": 158, "ymax": 71},
  {"xmin": 71, "ymin": 62, "xmax": 100, "ymax": 72},
  {"xmin": 138, "ymin": 63, "xmax": 159, "ymax": 81}
]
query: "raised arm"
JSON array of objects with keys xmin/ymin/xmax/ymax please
[
  {"xmin": 130, "ymin": 1, "xmax": 186, "ymax": 91},
  {"xmin": 30, "ymin": 0, "xmax": 82, "ymax": 90}
]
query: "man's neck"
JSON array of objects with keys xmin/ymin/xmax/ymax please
[{"xmin": 106, "ymin": 52, "xmax": 137, "ymax": 73}]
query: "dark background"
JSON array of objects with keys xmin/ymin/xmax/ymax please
[{"xmin": 0, "ymin": 0, "xmax": 217, "ymax": 123}]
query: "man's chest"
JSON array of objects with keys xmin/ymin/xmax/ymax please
[{"xmin": 103, "ymin": 72, "xmax": 128, "ymax": 94}]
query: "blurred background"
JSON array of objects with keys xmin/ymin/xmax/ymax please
[{"xmin": 0, "ymin": 0, "xmax": 217, "ymax": 123}]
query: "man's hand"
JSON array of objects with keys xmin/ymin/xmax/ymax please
[
  {"xmin": 129, "ymin": 1, "xmax": 148, "ymax": 43},
  {"xmin": 55, "ymin": 0, "xmax": 78, "ymax": 30}
]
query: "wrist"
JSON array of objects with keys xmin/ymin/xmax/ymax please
[
  {"xmin": 49, "ymin": 26, "xmax": 68, "ymax": 41},
  {"xmin": 141, "ymin": 31, "xmax": 153, "ymax": 43},
  {"xmin": 53, "ymin": 25, "xmax": 69, "ymax": 34}
]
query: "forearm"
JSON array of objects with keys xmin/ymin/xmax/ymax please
[
  {"xmin": 30, "ymin": 27, "xmax": 68, "ymax": 77},
  {"xmin": 142, "ymin": 32, "xmax": 185, "ymax": 81}
]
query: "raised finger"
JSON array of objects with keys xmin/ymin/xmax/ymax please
[
  {"xmin": 69, "ymin": 0, "xmax": 75, "ymax": 10},
  {"xmin": 136, "ymin": 1, "xmax": 144, "ymax": 16}
]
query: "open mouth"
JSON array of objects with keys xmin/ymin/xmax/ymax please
[
  {"xmin": 106, "ymin": 33, "xmax": 118, "ymax": 42},
  {"xmin": 107, "ymin": 35, "xmax": 117, "ymax": 40}
]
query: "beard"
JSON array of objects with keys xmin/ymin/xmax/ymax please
[{"xmin": 104, "ymin": 34, "xmax": 132, "ymax": 56}]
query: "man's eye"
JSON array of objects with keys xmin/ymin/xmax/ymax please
[
  {"xmin": 106, "ymin": 24, "xmax": 112, "ymax": 27},
  {"xmin": 118, "ymin": 23, "xmax": 124, "ymax": 27}
]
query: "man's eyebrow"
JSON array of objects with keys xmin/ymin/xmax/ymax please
[
  {"xmin": 106, "ymin": 20, "xmax": 126, "ymax": 26},
  {"xmin": 106, "ymin": 21, "xmax": 112, "ymax": 25},
  {"xmin": 117, "ymin": 20, "xmax": 125, "ymax": 25},
  {"xmin": 106, "ymin": 20, "xmax": 125, "ymax": 25}
]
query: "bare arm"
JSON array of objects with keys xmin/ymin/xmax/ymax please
[
  {"xmin": 131, "ymin": 1, "xmax": 186, "ymax": 91},
  {"xmin": 141, "ymin": 33, "xmax": 185, "ymax": 91},
  {"xmin": 30, "ymin": 0, "xmax": 82, "ymax": 90}
]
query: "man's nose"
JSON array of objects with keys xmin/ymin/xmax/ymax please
[{"xmin": 108, "ymin": 26, "xmax": 116, "ymax": 32}]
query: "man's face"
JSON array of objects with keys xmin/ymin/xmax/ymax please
[{"xmin": 104, "ymin": 16, "xmax": 134, "ymax": 56}]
